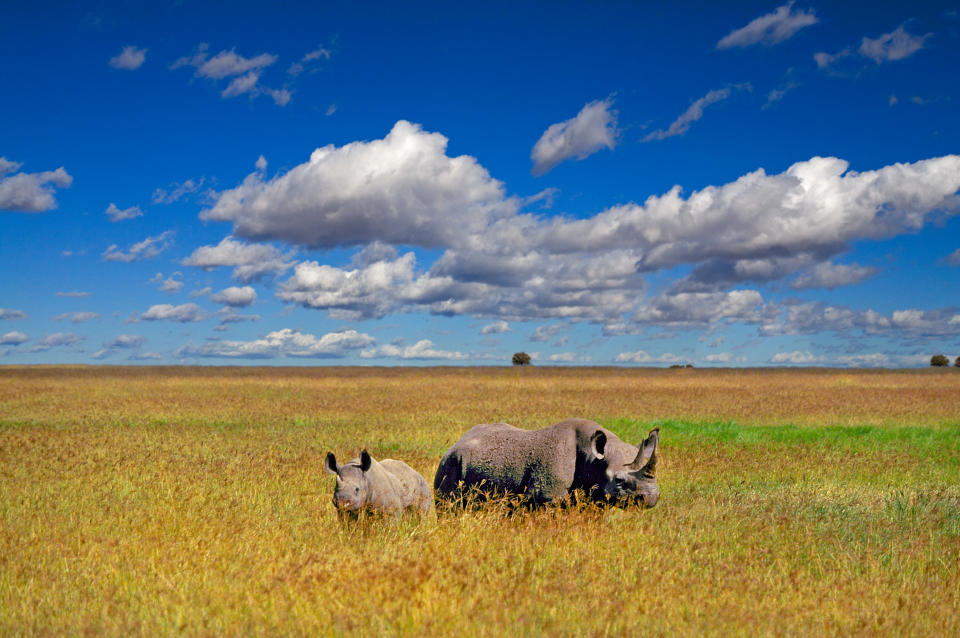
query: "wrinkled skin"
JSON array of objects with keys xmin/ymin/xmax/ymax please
[
  {"xmin": 325, "ymin": 450, "xmax": 433, "ymax": 518},
  {"xmin": 434, "ymin": 418, "xmax": 659, "ymax": 508}
]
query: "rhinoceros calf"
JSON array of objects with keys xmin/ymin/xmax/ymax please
[
  {"xmin": 325, "ymin": 450, "xmax": 433, "ymax": 518},
  {"xmin": 434, "ymin": 418, "xmax": 659, "ymax": 507}
]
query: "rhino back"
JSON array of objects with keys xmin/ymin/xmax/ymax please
[
  {"xmin": 361, "ymin": 459, "xmax": 405, "ymax": 513},
  {"xmin": 437, "ymin": 422, "xmax": 578, "ymax": 502},
  {"xmin": 379, "ymin": 459, "xmax": 433, "ymax": 512}
]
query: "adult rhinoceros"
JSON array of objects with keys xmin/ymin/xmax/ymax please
[{"xmin": 433, "ymin": 418, "xmax": 659, "ymax": 507}]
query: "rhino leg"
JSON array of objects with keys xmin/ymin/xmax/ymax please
[{"xmin": 433, "ymin": 450, "xmax": 462, "ymax": 498}]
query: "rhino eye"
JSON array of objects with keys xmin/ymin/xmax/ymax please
[{"xmin": 354, "ymin": 487, "xmax": 360, "ymax": 494}]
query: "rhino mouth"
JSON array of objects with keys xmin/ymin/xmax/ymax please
[{"xmin": 604, "ymin": 489, "xmax": 659, "ymax": 508}]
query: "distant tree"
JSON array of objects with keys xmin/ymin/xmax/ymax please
[
  {"xmin": 955, "ymin": 356, "xmax": 960, "ymax": 368},
  {"xmin": 512, "ymin": 352, "xmax": 531, "ymax": 366},
  {"xmin": 931, "ymin": 354, "xmax": 949, "ymax": 367}
]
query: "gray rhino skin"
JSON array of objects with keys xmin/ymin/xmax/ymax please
[
  {"xmin": 325, "ymin": 450, "xmax": 433, "ymax": 517},
  {"xmin": 434, "ymin": 418, "xmax": 659, "ymax": 507}
]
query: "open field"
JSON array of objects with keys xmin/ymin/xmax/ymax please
[{"xmin": 2, "ymin": 365, "xmax": 959, "ymax": 636}]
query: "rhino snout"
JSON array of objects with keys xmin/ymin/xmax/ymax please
[
  {"xmin": 603, "ymin": 474, "xmax": 659, "ymax": 508},
  {"xmin": 333, "ymin": 486, "xmax": 364, "ymax": 510}
]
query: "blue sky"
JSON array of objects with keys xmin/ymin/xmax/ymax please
[{"xmin": 2, "ymin": 1, "xmax": 959, "ymax": 367}]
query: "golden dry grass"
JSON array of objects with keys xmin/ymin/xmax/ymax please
[{"xmin": 1, "ymin": 365, "xmax": 959, "ymax": 636}]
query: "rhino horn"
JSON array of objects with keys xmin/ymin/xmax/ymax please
[
  {"xmin": 359, "ymin": 450, "xmax": 372, "ymax": 472},
  {"xmin": 324, "ymin": 452, "xmax": 339, "ymax": 475},
  {"xmin": 629, "ymin": 428, "xmax": 659, "ymax": 477}
]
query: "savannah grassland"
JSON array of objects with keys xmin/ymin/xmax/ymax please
[{"xmin": 1, "ymin": 366, "xmax": 959, "ymax": 637}]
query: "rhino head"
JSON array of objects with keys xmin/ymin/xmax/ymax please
[
  {"xmin": 599, "ymin": 428, "xmax": 659, "ymax": 508},
  {"xmin": 324, "ymin": 450, "xmax": 373, "ymax": 512}
]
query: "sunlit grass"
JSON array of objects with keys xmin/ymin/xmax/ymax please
[{"xmin": 1, "ymin": 366, "xmax": 959, "ymax": 635}]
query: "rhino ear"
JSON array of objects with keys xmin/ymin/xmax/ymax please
[
  {"xmin": 324, "ymin": 452, "xmax": 339, "ymax": 475},
  {"xmin": 630, "ymin": 428, "xmax": 659, "ymax": 477},
  {"xmin": 590, "ymin": 430, "xmax": 607, "ymax": 460},
  {"xmin": 359, "ymin": 450, "xmax": 372, "ymax": 472}
]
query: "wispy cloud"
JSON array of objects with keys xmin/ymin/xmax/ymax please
[
  {"xmin": 28, "ymin": 332, "xmax": 84, "ymax": 352},
  {"xmin": 615, "ymin": 350, "xmax": 681, "ymax": 364},
  {"xmin": 52, "ymin": 311, "xmax": 100, "ymax": 323},
  {"xmin": 531, "ymin": 98, "xmax": 618, "ymax": 175},
  {"xmin": 644, "ymin": 85, "xmax": 748, "ymax": 141},
  {"xmin": 102, "ymin": 231, "xmax": 174, "ymax": 262},
  {"xmin": 790, "ymin": 262, "xmax": 879, "ymax": 290},
  {"xmin": 816, "ymin": 24, "xmax": 931, "ymax": 71},
  {"xmin": 172, "ymin": 44, "xmax": 289, "ymax": 105},
  {"xmin": 92, "ymin": 334, "xmax": 146, "ymax": 359},
  {"xmin": 717, "ymin": 2, "xmax": 817, "ymax": 49},
  {"xmin": 152, "ymin": 177, "xmax": 205, "ymax": 204},
  {"xmin": 109, "ymin": 45, "xmax": 147, "ymax": 70},
  {"xmin": 288, "ymin": 46, "xmax": 332, "ymax": 77},
  {"xmin": 860, "ymin": 25, "xmax": 931, "ymax": 63},
  {"xmin": 105, "ymin": 202, "xmax": 143, "ymax": 222}
]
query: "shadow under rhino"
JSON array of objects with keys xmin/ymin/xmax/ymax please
[{"xmin": 434, "ymin": 418, "xmax": 659, "ymax": 510}]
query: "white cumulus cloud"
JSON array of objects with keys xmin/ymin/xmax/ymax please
[
  {"xmin": 0, "ymin": 159, "xmax": 72, "ymax": 212},
  {"xmin": 201, "ymin": 120, "xmax": 513, "ymax": 249},
  {"xmin": 480, "ymin": 320, "xmax": 510, "ymax": 335},
  {"xmin": 1, "ymin": 330, "xmax": 28, "ymax": 345},
  {"xmin": 181, "ymin": 236, "xmax": 295, "ymax": 282},
  {"xmin": 531, "ymin": 98, "xmax": 618, "ymax": 175},
  {"xmin": 211, "ymin": 286, "xmax": 257, "ymax": 307},
  {"xmin": 140, "ymin": 303, "xmax": 207, "ymax": 323},
  {"xmin": 541, "ymin": 155, "xmax": 960, "ymax": 275}
]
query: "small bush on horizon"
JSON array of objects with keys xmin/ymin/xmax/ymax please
[
  {"xmin": 512, "ymin": 352, "xmax": 531, "ymax": 366},
  {"xmin": 931, "ymin": 354, "xmax": 950, "ymax": 367}
]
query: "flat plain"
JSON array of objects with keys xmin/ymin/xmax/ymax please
[{"xmin": 1, "ymin": 365, "xmax": 959, "ymax": 636}]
